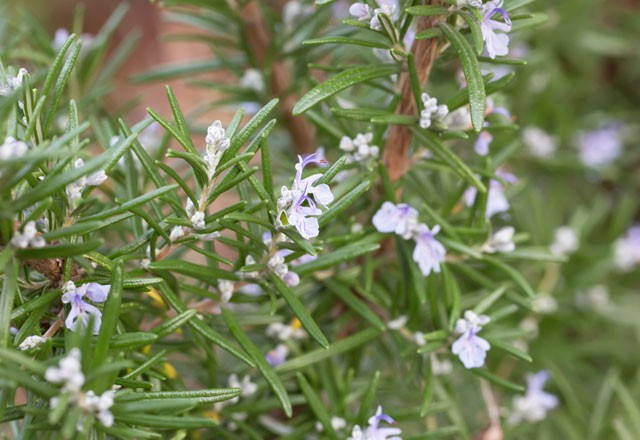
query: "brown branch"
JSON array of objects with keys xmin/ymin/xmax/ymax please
[
  {"xmin": 242, "ymin": 0, "xmax": 315, "ymax": 154},
  {"xmin": 383, "ymin": 3, "xmax": 442, "ymax": 182}
]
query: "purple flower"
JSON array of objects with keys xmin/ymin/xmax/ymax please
[
  {"xmin": 61, "ymin": 282, "xmax": 110, "ymax": 335},
  {"xmin": 372, "ymin": 202, "xmax": 419, "ymax": 239},
  {"xmin": 481, "ymin": 0, "xmax": 512, "ymax": 59},
  {"xmin": 577, "ymin": 123, "xmax": 623, "ymax": 168},
  {"xmin": 474, "ymin": 131, "xmax": 493, "ymax": 156},
  {"xmin": 452, "ymin": 310, "xmax": 491, "ymax": 368},
  {"xmin": 279, "ymin": 153, "xmax": 334, "ymax": 240},
  {"xmin": 452, "ymin": 328, "xmax": 490, "ymax": 369},
  {"xmin": 349, "ymin": 0, "xmax": 399, "ymax": 31},
  {"xmin": 509, "ymin": 371, "xmax": 559, "ymax": 424},
  {"xmin": 412, "ymin": 224, "xmax": 446, "ymax": 276},
  {"xmin": 348, "ymin": 406, "xmax": 402, "ymax": 440},
  {"xmin": 266, "ymin": 344, "xmax": 289, "ymax": 366}
]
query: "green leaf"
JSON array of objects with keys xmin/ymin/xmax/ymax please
[
  {"xmin": 0, "ymin": 258, "xmax": 18, "ymax": 348},
  {"xmin": 221, "ymin": 99, "xmax": 279, "ymax": 165},
  {"xmin": 148, "ymin": 260, "xmax": 239, "ymax": 281},
  {"xmin": 482, "ymin": 255, "xmax": 536, "ymax": 298},
  {"xmin": 324, "ymin": 280, "xmax": 386, "ymax": 330},
  {"xmin": 81, "ymin": 185, "xmax": 179, "ymax": 221},
  {"xmin": 415, "ymin": 28, "xmax": 442, "ymax": 40},
  {"xmin": 439, "ymin": 23, "xmax": 485, "ymax": 132},
  {"xmin": 110, "ymin": 333, "xmax": 158, "ymax": 350},
  {"xmin": 93, "ymin": 262, "xmax": 124, "ymax": 373},
  {"xmin": 293, "ymin": 65, "xmax": 399, "ymax": 115},
  {"xmin": 293, "ymin": 241, "xmax": 380, "ymax": 276},
  {"xmin": 15, "ymin": 240, "xmax": 102, "ymax": 259},
  {"xmin": 222, "ymin": 308, "xmax": 292, "ymax": 417},
  {"xmin": 152, "ymin": 309, "xmax": 197, "ymax": 339},
  {"xmin": 297, "ymin": 373, "xmax": 339, "ymax": 440},
  {"xmin": 484, "ymin": 337, "xmax": 532, "ymax": 362},
  {"xmin": 318, "ymin": 180, "xmax": 371, "ymax": 227},
  {"xmin": 357, "ymin": 370, "xmax": 381, "ymax": 423},
  {"xmin": 13, "ymin": 151, "xmax": 110, "ymax": 211},
  {"xmin": 458, "ymin": 12, "xmax": 484, "ymax": 54},
  {"xmin": 303, "ymin": 36, "xmax": 389, "ymax": 49},
  {"xmin": 470, "ymin": 368, "xmax": 525, "ymax": 392},
  {"xmin": 412, "ymin": 129, "xmax": 486, "ymax": 193},
  {"xmin": 269, "ymin": 274, "xmax": 329, "ymax": 349},
  {"xmin": 406, "ymin": 5, "xmax": 450, "ymax": 16},
  {"xmin": 157, "ymin": 282, "xmax": 255, "ymax": 367},
  {"xmin": 165, "ymin": 85, "xmax": 197, "ymax": 154},
  {"xmin": 277, "ymin": 328, "xmax": 381, "ymax": 373},
  {"xmin": 114, "ymin": 414, "xmax": 219, "ymax": 429},
  {"xmin": 280, "ymin": 227, "xmax": 318, "ymax": 257},
  {"xmin": 316, "ymin": 156, "xmax": 347, "ymax": 185}
]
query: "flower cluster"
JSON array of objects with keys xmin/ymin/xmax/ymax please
[
  {"xmin": 11, "ymin": 221, "xmax": 46, "ymax": 249},
  {"xmin": 480, "ymin": 1, "xmax": 512, "ymax": 59},
  {"xmin": 65, "ymin": 158, "xmax": 108, "ymax": 206},
  {"xmin": 508, "ymin": 371, "xmax": 559, "ymax": 424},
  {"xmin": 349, "ymin": 0, "xmax": 398, "ymax": 31},
  {"xmin": 264, "ymin": 318, "xmax": 306, "ymax": 366},
  {"xmin": 373, "ymin": 202, "xmax": 446, "ymax": 276},
  {"xmin": 419, "ymin": 93, "xmax": 449, "ymax": 129},
  {"xmin": 339, "ymin": 132, "xmax": 379, "ymax": 166},
  {"xmin": 62, "ymin": 281, "xmax": 111, "ymax": 335},
  {"xmin": 451, "ymin": 310, "xmax": 491, "ymax": 369},
  {"xmin": 348, "ymin": 406, "xmax": 402, "ymax": 440},
  {"xmin": 45, "ymin": 349, "xmax": 115, "ymax": 430},
  {"xmin": 277, "ymin": 153, "xmax": 334, "ymax": 240}
]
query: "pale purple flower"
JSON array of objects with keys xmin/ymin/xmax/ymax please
[
  {"xmin": 349, "ymin": 2, "xmax": 373, "ymax": 22},
  {"xmin": 481, "ymin": 1, "xmax": 512, "ymax": 59},
  {"xmin": 577, "ymin": 124, "xmax": 623, "ymax": 168},
  {"xmin": 509, "ymin": 371, "xmax": 559, "ymax": 424},
  {"xmin": 452, "ymin": 328, "xmax": 490, "ymax": 369},
  {"xmin": 474, "ymin": 131, "xmax": 493, "ymax": 156},
  {"xmin": 279, "ymin": 153, "xmax": 334, "ymax": 239},
  {"xmin": 372, "ymin": 202, "xmax": 419, "ymax": 239},
  {"xmin": 266, "ymin": 344, "xmax": 289, "ymax": 366},
  {"xmin": 452, "ymin": 310, "xmax": 491, "ymax": 369},
  {"xmin": 62, "ymin": 282, "xmax": 110, "ymax": 335},
  {"xmin": 412, "ymin": 224, "xmax": 446, "ymax": 276},
  {"xmin": 348, "ymin": 406, "xmax": 402, "ymax": 440},
  {"xmin": 613, "ymin": 225, "xmax": 640, "ymax": 271}
]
